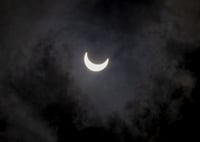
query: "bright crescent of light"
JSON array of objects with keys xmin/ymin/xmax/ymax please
[{"xmin": 84, "ymin": 52, "xmax": 109, "ymax": 72}]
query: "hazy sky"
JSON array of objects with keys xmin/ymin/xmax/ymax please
[{"xmin": 0, "ymin": 0, "xmax": 199, "ymax": 142}]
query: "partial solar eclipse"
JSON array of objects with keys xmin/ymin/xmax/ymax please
[{"xmin": 84, "ymin": 52, "xmax": 109, "ymax": 72}]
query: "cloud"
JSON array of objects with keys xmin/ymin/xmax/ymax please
[{"xmin": 0, "ymin": 0, "xmax": 199, "ymax": 141}]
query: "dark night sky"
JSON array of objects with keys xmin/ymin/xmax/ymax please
[{"xmin": 0, "ymin": 0, "xmax": 200, "ymax": 142}]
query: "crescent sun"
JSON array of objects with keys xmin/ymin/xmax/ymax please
[{"xmin": 84, "ymin": 52, "xmax": 109, "ymax": 72}]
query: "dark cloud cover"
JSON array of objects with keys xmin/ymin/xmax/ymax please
[{"xmin": 0, "ymin": 0, "xmax": 200, "ymax": 142}]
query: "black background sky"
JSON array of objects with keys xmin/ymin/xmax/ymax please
[{"xmin": 0, "ymin": 0, "xmax": 200, "ymax": 142}]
